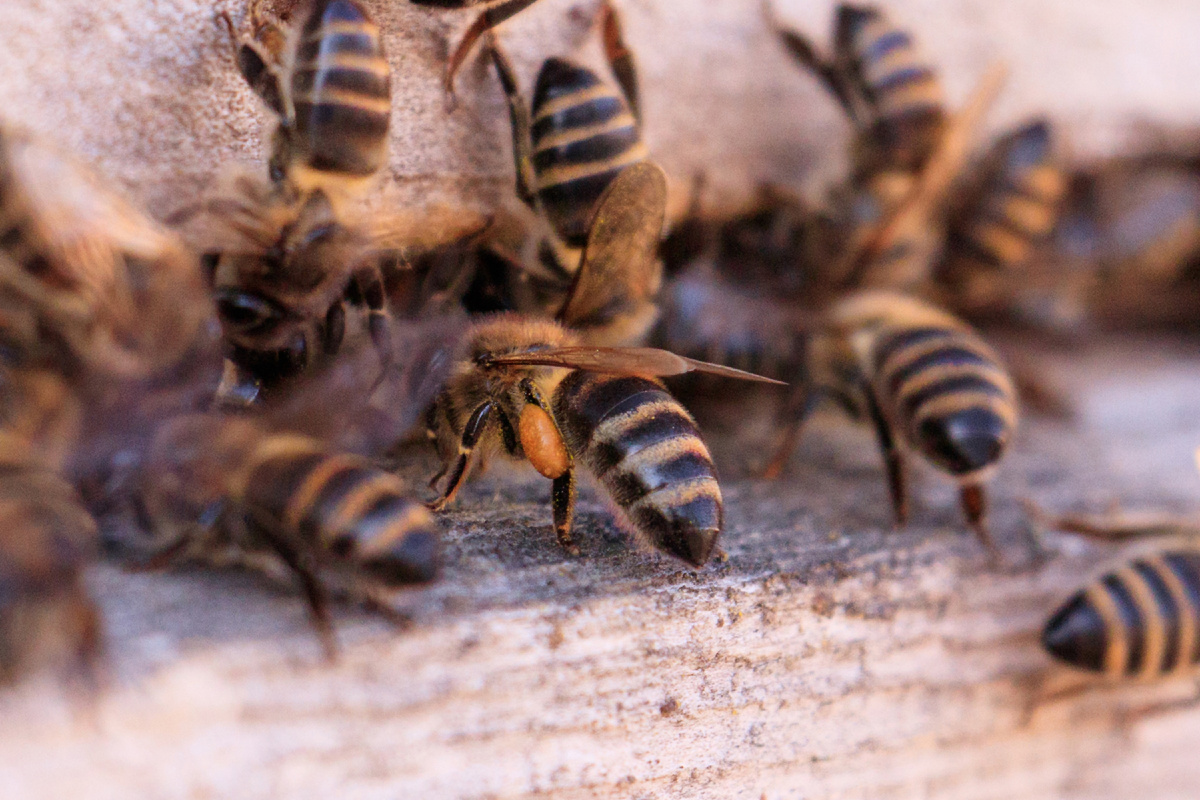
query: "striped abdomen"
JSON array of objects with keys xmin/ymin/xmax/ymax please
[
  {"xmin": 949, "ymin": 120, "xmax": 1066, "ymax": 272},
  {"xmin": 1043, "ymin": 551, "xmax": 1200, "ymax": 678},
  {"xmin": 291, "ymin": 0, "xmax": 391, "ymax": 176},
  {"xmin": 870, "ymin": 325, "xmax": 1016, "ymax": 476},
  {"xmin": 838, "ymin": 4, "xmax": 945, "ymax": 172},
  {"xmin": 531, "ymin": 58, "xmax": 647, "ymax": 247},
  {"xmin": 238, "ymin": 441, "xmax": 439, "ymax": 584},
  {"xmin": 552, "ymin": 371, "xmax": 721, "ymax": 567}
]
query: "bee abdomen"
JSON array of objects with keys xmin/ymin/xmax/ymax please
[
  {"xmin": 840, "ymin": 5, "xmax": 944, "ymax": 170},
  {"xmin": 951, "ymin": 120, "xmax": 1066, "ymax": 271},
  {"xmin": 241, "ymin": 446, "xmax": 439, "ymax": 585},
  {"xmin": 553, "ymin": 371, "xmax": 722, "ymax": 567},
  {"xmin": 1044, "ymin": 552, "xmax": 1200, "ymax": 678},
  {"xmin": 291, "ymin": 0, "xmax": 391, "ymax": 176},
  {"xmin": 872, "ymin": 326, "xmax": 1016, "ymax": 476},
  {"xmin": 530, "ymin": 58, "xmax": 647, "ymax": 247}
]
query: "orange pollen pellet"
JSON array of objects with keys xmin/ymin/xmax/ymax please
[{"xmin": 520, "ymin": 404, "xmax": 570, "ymax": 479}]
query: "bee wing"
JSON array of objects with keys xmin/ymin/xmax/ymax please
[
  {"xmin": 367, "ymin": 204, "xmax": 491, "ymax": 256},
  {"xmin": 557, "ymin": 161, "xmax": 667, "ymax": 331},
  {"xmin": 483, "ymin": 345, "xmax": 787, "ymax": 385}
]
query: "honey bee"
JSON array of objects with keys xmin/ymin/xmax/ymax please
[
  {"xmin": 461, "ymin": 3, "xmax": 653, "ymax": 334},
  {"xmin": 937, "ymin": 119, "xmax": 1069, "ymax": 316},
  {"xmin": 425, "ymin": 165, "xmax": 783, "ymax": 567},
  {"xmin": 768, "ymin": 3, "xmax": 1005, "ymax": 292},
  {"xmin": 0, "ymin": 123, "xmax": 219, "ymax": 682},
  {"xmin": 1052, "ymin": 148, "xmax": 1200, "ymax": 329},
  {"xmin": 134, "ymin": 411, "xmax": 440, "ymax": 656},
  {"xmin": 185, "ymin": 0, "xmax": 483, "ymax": 404},
  {"xmin": 770, "ymin": 2, "xmax": 945, "ymax": 181},
  {"xmin": 1043, "ymin": 549, "xmax": 1200, "ymax": 679},
  {"xmin": 765, "ymin": 291, "xmax": 1018, "ymax": 553}
]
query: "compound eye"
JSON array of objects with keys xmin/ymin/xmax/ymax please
[{"xmin": 213, "ymin": 289, "xmax": 285, "ymax": 334}]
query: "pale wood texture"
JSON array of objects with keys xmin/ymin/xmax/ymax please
[{"xmin": 2, "ymin": 1, "xmax": 1200, "ymax": 799}]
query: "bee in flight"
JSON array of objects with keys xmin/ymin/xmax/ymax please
[
  {"xmin": 425, "ymin": 164, "xmax": 784, "ymax": 567},
  {"xmin": 765, "ymin": 292, "xmax": 1018, "ymax": 554},
  {"xmin": 180, "ymin": 0, "xmax": 481, "ymax": 405}
]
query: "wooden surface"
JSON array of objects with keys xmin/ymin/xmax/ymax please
[
  {"xmin": 2, "ymin": 1, "xmax": 1200, "ymax": 798},
  {"xmin": 1, "ymin": 339, "xmax": 1199, "ymax": 799}
]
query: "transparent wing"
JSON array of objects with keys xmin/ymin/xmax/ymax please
[
  {"xmin": 482, "ymin": 345, "xmax": 787, "ymax": 385},
  {"xmin": 558, "ymin": 161, "xmax": 667, "ymax": 331}
]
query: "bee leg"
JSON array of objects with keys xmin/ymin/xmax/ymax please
[
  {"xmin": 515, "ymin": 378, "xmax": 579, "ymax": 555},
  {"xmin": 256, "ymin": 525, "xmax": 338, "ymax": 661},
  {"xmin": 351, "ymin": 266, "xmax": 393, "ymax": 381},
  {"xmin": 863, "ymin": 386, "xmax": 909, "ymax": 527},
  {"xmin": 322, "ymin": 302, "xmax": 347, "ymax": 357},
  {"xmin": 761, "ymin": 387, "xmax": 821, "ymax": 480},
  {"xmin": 443, "ymin": 0, "xmax": 544, "ymax": 98},
  {"xmin": 551, "ymin": 471, "xmax": 580, "ymax": 556},
  {"xmin": 487, "ymin": 36, "xmax": 539, "ymax": 209},
  {"xmin": 961, "ymin": 482, "xmax": 1002, "ymax": 561},
  {"xmin": 428, "ymin": 401, "xmax": 495, "ymax": 511},
  {"xmin": 217, "ymin": 11, "xmax": 286, "ymax": 119},
  {"xmin": 765, "ymin": 1, "xmax": 860, "ymax": 123},
  {"xmin": 599, "ymin": 0, "xmax": 640, "ymax": 124}
]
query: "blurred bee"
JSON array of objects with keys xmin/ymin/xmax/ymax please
[
  {"xmin": 767, "ymin": 3, "xmax": 1004, "ymax": 292},
  {"xmin": 425, "ymin": 165, "xmax": 784, "ymax": 567},
  {"xmin": 1044, "ymin": 549, "xmax": 1200, "ymax": 679},
  {"xmin": 0, "ymin": 123, "xmax": 219, "ymax": 683},
  {"xmin": 185, "ymin": 0, "xmax": 483, "ymax": 404},
  {"xmin": 1028, "ymin": 504, "xmax": 1200, "ymax": 679},
  {"xmin": 460, "ymin": 4, "xmax": 653, "ymax": 336},
  {"xmin": 937, "ymin": 118, "xmax": 1070, "ymax": 319},
  {"xmin": 770, "ymin": 2, "xmax": 945, "ymax": 181},
  {"xmin": 1052, "ymin": 147, "xmax": 1200, "ymax": 329},
  {"xmin": 765, "ymin": 292, "xmax": 1018, "ymax": 552},
  {"xmin": 134, "ymin": 411, "xmax": 440, "ymax": 657}
]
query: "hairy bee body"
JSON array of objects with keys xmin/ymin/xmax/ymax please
[
  {"xmin": 140, "ymin": 414, "xmax": 439, "ymax": 623},
  {"xmin": 0, "ymin": 463, "xmax": 100, "ymax": 682},
  {"xmin": 553, "ymin": 370, "xmax": 722, "ymax": 565},
  {"xmin": 530, "ymin": 58, "xmax": 647, "ymax": 247},
  {"xmin": 427, "ymin": 314, "xmax": 723, "ymax": 566},
  {"xmin": 194, "ymin": 0, "xmax": 403, "ymax": 402},
  {"xmin": 290, "ymin": 0, "xmax": 391, "ymax": 178},
  {"xmin": 1044, "ymin": 551, "xmax": 1200, "ymax": 679}
]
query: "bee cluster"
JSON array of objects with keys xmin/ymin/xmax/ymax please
[{"xmin": 1, "ymin": 0, "xmax": 1199, "ymax": 692}]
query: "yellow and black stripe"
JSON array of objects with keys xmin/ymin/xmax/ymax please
[
  {"xmin": 291, "ymin": 0, "xmax": 391, "ymax": 177},
  {"xmin": 552, "ymin": 371, "xmax": 721, "ymax": 567},
  {"xmin": 1044, "ymin": 551, "xmax": 1200, "ymax": 678},
  {"xmin": 869, "ymin": 323, "xmax": 1017, "ymax": 476},
  {"xmin": 837, "ymin": 4, "xmax": 945, "ymax": 173},
  {"xmin": 530, "ymin": 58, "xmax": 648, "ymax": 247},
  {"xmin": 234, "ymin": 437, "xmax": 439, "ymax": 585},
  {"xmin": 948, "ymin": 119, "xmax": 1066, "ymax": 273}
]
